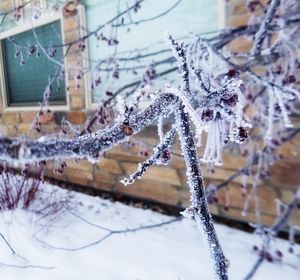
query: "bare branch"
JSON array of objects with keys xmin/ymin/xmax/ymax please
[
  {"xmin": 251, "ymin": 0, "xmax": 281, "ymax": 56},
  {"xmin": 37, "ymin": 216, "xmax": 181, "ymax": 251},
  {"xmin": 244, "ymin": 189, "xmax": 300, "ymax": 280},
  {"xmin": 121, "ymin": 126, "xmax": 176, "ymax": 185},
  {"xmin": 0, "ymin": 93, "xmax": 177, "ymax": 163}
]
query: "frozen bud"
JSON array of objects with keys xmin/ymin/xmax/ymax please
[
  {"xmin": 39, "ymin": 160, "xmax": 46, "ymax": 166},
  {"xmin": 106, "ymin": 91, "xmax": 113, "ymax": 96},
  {"xmin": 122, "ymin": 123, "xmax": 133, "ymax": 136},
  {"xmin": 112, "ymin": 70, "xmax": 119, "ymax": 79},
  {"xmin": 271, "ymin": 139, "xmax": 280, "ymax": 146},
  {"xmin": 221, "ymin": 94, "xmax": 239, "ymax": 106},
  {"xmin": 274, "ymin": 103, "xmax": 281, "ymax": 114},
  {"xmin": 27, "ymin": 45, "xmax": 36, "ymax": 57},
  {"xmin": 201, "ymin": 109, "xmax": 214, "ymax": 122},
  {"xmin": 159, "ymin": 149, "xmax": 171, "ymax": 165},
  {"xmin": 285, "ymin": 75, "xmax": 296, "ymax": 84},
  {"xmin": 247, "ymin": 0, "xmax": 259, "ymax": 12},
  {"xmin": 259, "ymin": 172, "xmax": 267, "ymax": 179},
  {"xmin": 15, "ymin": 49, "xmax": 21, "ymax": 58},
  {"xmin": 49, "ymin": 47, "xmax": 57, "ymax": 58},
  {"xmin": 227, "ymin": 69, "xmax": 239, "ymax": 78},
  {"xmin": 288, "ymin": 247, "xmax": 294, "ymax": 254},
  {"xmin": 144, "ymin": 151, "xmax": 149, "ymax": 157},
  {"xmin": 265, "ymin": 252, "xmax": 273, "ymax": 263},
  {"xmin": 231, "ymin": 127, "xmax": 248, "ymax": 143},
  {"xmin": 95, "ymin": 77, "xmax": 101, "ymax": 86},
  {"xmin": 275, "ymin": 250, "xmax": 283, "ymax": 258},
  {"xmin": 238, "ymin": 127, "xmax": 248, "ymax": 142}
]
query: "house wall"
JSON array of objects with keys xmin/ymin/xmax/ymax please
[
  {"xmin": 0, "ymin": 0, "xmax": 299, "ymax": 227},
  {"xmin": 85, "ymin": 0, "xmax": 220, "ymax": 103}
]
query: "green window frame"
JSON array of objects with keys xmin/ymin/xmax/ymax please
[{"xmin": 0, "ymin": 20, "xmax": 66, "ymax": 107}]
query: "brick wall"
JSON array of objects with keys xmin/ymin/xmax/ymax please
[
  {"xmin": 0, "ymin": 1, "xmax": 299, "ymax": 227},
  {"xmin": 42, "ymin": 123, "xmax": 300, "ymax": 227},
  {"xmin": 0, "ymin": 1, "xmax": 87, "ymax": 136}
]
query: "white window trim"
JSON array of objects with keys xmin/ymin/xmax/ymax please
[
  {"xmin": 0, "ymin": 11, "xmax": 70, "ymax": 112},
  {"xmin": 85, "ymin": 0, "xmax": 228, "ymax": 109}
]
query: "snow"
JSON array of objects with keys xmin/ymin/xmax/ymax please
[{"xmin": 0, "ymin": 183, "xmax": 299, "ymax": 280}]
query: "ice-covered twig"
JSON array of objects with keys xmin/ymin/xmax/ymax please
[
  {"xmin": 166, "ymin": 33, "xmax": 193, "ymax": 102},
  {"xmin": 244, "ymin": 188, "xmax": 300, "ymax": 280},
  {"xmin": 37, "ymin": 215, "xmax": 181, "ymax": 252},
  {"xmin": 121, "ymin": 126, "xmax": 176, "ymax": 185},
  {"xmin": 251, "ymin": 0, "xmax": 281, "ymax": 57},
  {"xmin": 0, "ymin": 93, "xmax": 177, "ymax": 163}
]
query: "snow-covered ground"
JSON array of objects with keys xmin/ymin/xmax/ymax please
[{"xmin": 0, "ymin": 184, "xmax": 299, "ymax": 280}]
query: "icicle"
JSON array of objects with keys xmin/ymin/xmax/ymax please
[
  {"xmin": 266, "ymin": 89, "xmax": 275, "ymax": 140},
  {"xmin": 273, "ymin": 87, "xmax": 293, "ymax": 128},
  {"xmin": 157, "ymin": 116, "xmax": 164, "ymax": 141}
]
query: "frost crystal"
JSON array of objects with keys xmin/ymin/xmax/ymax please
[{"xmin": 167, "ymin": 34, "xmax": 251, "ymax": 166}]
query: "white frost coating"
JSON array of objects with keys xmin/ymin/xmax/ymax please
[
  {"xmin": 166, "ymin": 86, "xmax": 205, "ymax": 140},
  {"xmin": 157, "ymin": 115, "xmax": 164, "ymax": 141},
  {"xmin": 167, "ymin": 33, "xmax": 251, "ymax": 167},
  {"xmin": 266, "ymin": 89, "xmax": 275, "ymax": 140},
  {"xmin": 115, "ymin": 95, "xmax": 126, "ymax": 122},
  {"xmin": 121, "ymin": 126, "xmax": 176, "ymax": 186},
  {"xmin": 174, "ymin": 103, "xmax": 229, "ymax": 279},
  {"xmin": 201, "ymin": 119, "xmax": 224, "ymax": 166},
  {"xmin": 180, "ymin": 208, "xmax": 195, "ymax": 219},
  {"xmin": 273, "ymin": 86, "xmax": 293, "ymax": 128}
]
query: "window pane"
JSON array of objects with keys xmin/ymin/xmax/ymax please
[
  {"xmin": 1, "ymin": 20, "xmax": 66, "ymax": 106},
  {"xmin": 86, "ymin": 0, "xmax": 219, "ymax": 103}
]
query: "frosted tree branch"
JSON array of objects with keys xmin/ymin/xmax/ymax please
[
  {"xmin": 175, "ymin": 103, "xmax": 229, "ymax": 280},
  {"xmin": 121, "ymin": 126, "xmax": 176, "ymax": 185},
  {"xmin": 0, "ymin": 93, "xmax": 177, "ymax": 163},
  {"xmin": 244, "ymin": 189, "xmax": 300, "ymax": 280},
  {"xmin": 251, "ymin": 0, "xmax": 281, "ymax": 56}
]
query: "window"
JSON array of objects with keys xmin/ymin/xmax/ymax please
[
  {"xmin": 86, "ymin": 0, "xmax": 221, "ymax": 104},
  {"xmin": 0, "ymin": 19, "xmax": 66, "ymax": 107}
]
